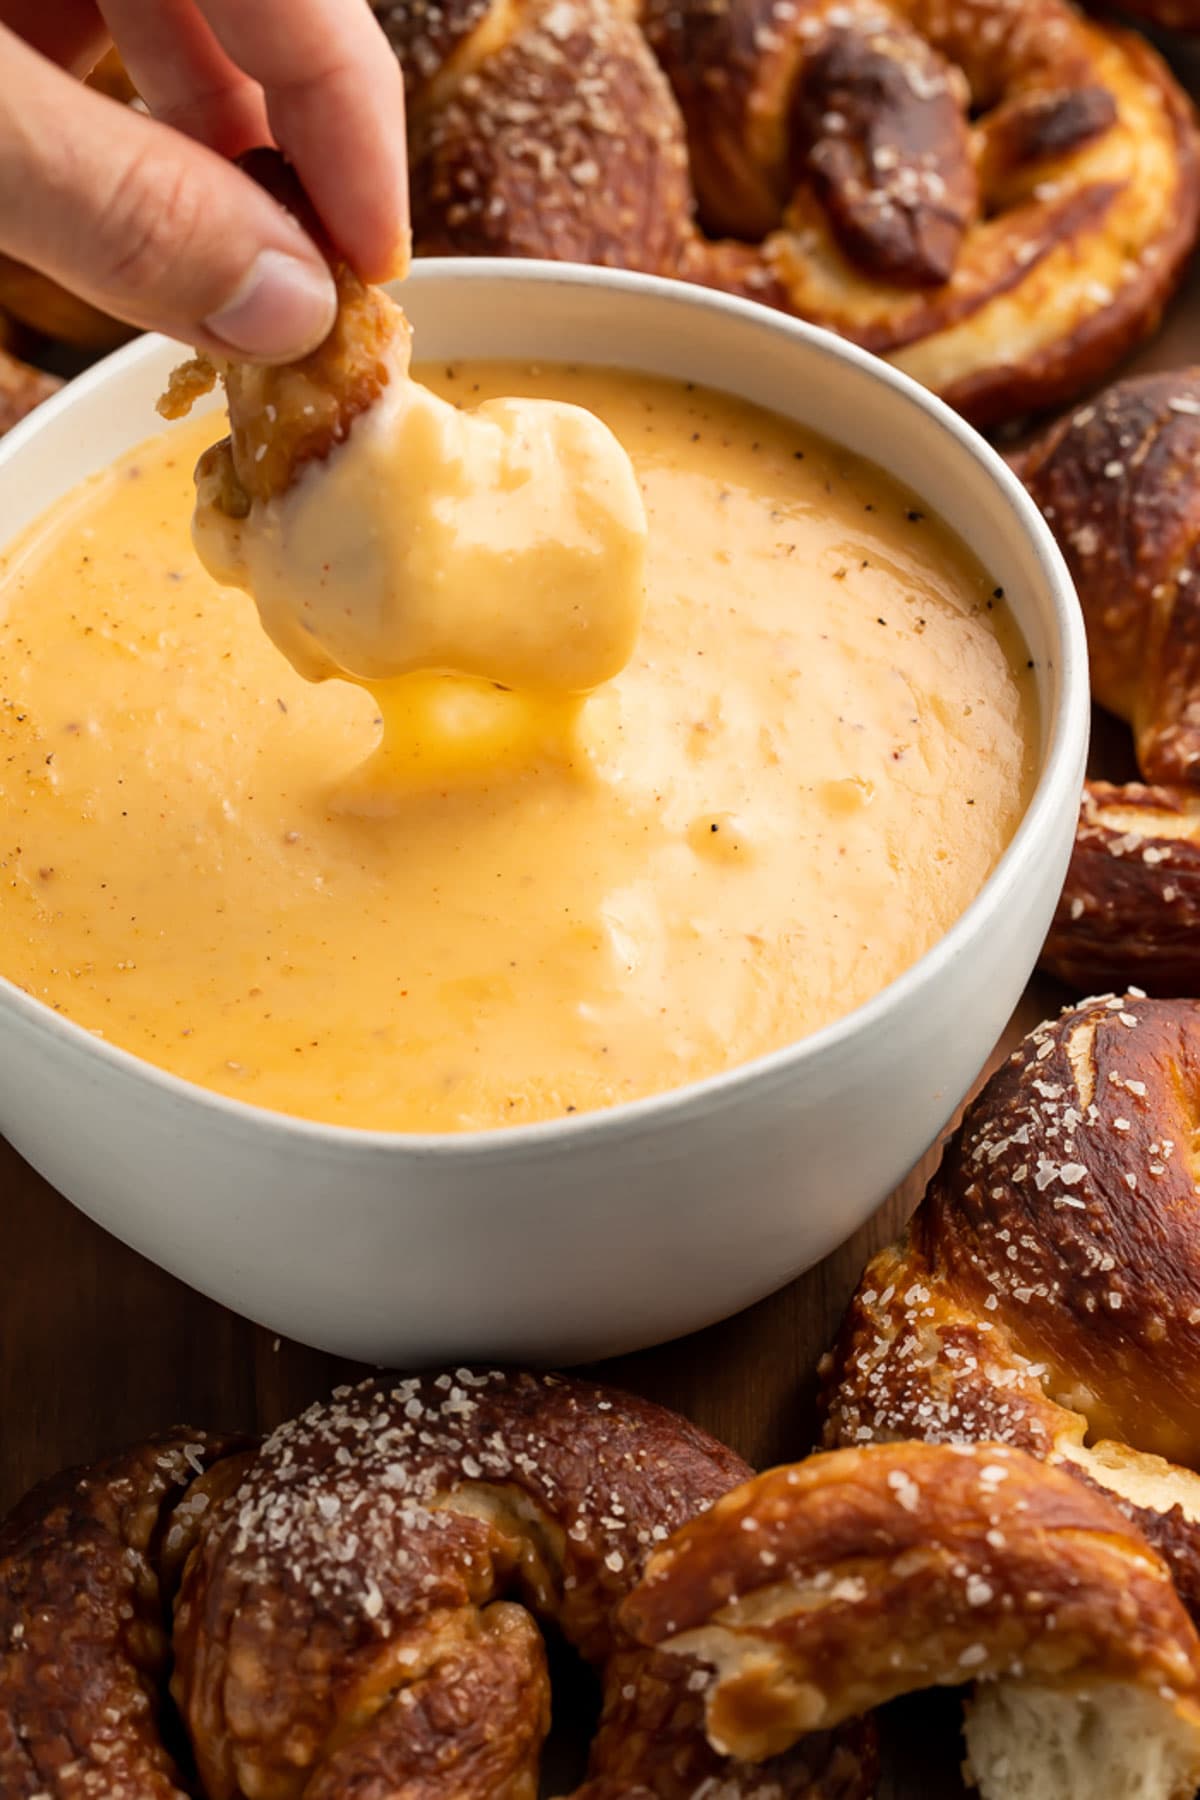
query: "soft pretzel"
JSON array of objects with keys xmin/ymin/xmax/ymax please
[
  {"xmin": 0, "ymin": 343, "xmax": 59, "ymax": 437},
  {"xmin": 0, "ymin": 255, "xmax": 134, "ymax": 356},
  {"xmin": 622, "ymin": 1440, "xmax": 1200, "ymax": 1800},
  {"xmin": 376, "ymin": 0, "xmax": 1200, "ymax": 425},
  {"xmin": 824, "ymin": 994, "xmax": 1200, "ymax": 1628},
  {"xmin": 0, "ymin": 1430, "xmax": 244, "ymax": 1797},
  {"xmin": 1018, "ymin": 370, "xmax": 1200, "ymax": 993},
  {"xmin": 1041, "ymin": 781, "xmax": 1200, "ymax": 995},
  {"xmin": 0, "ymin": 1370, "xmax": 876, "ymax": 1799}
]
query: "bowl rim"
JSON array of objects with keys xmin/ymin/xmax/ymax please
[{"xmin": 0, "ymin": 255, "xmax": 1089, "ymax": 1159}]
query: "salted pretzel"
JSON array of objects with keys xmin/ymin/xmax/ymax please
[
  {"xmin": 0, "ymin": 343, "xmax": 59, "ymax": 436},
  {"xmin": 623, "ymin": 1440, "xmax": 1200, "ymax": 1800},
  {"xmin": 824, "ymin": 994, "xmax": 1200, "ymax": 1634},
  {"xmin": 1018, "ymin": 370, "xmax": 1200, "ymax": 994},
  {"xmin": 0, "ymin": 1430, "xmax": 243, "ymax": 1797},
  {"xmin": 375, "ymin": 0, "xmax": 1200, "ymax": 426},
  {"xmin": 0, "ymin": 1370, "xmax": 876, "ymax": 1799}
]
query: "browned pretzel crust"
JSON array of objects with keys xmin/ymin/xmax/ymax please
[
  {"xmin": 0, "ymin": 345, "xmax": 59, "ymax": 437},
  {"xmin": 823, "ymin": 995, "xmax": 1200, "ymax": 1623},
  {"xmin": 1021, "ymin": 369, "xmax": 1200, "ymax": 784},
  {"xmin": 0, "ymin": 1431, "xmax": 243, "ymax": 1799},
  {"xmin": 1018, "ymin": 370, "xmax": 1200, "ymax": 993},
  {"xmin": 622, "ymin": 1442, "xmax": 1200, "ymax": 1761},
  {"xmin": 0, "ymin": 1372, "xmax": 876, "ymax": 1799},
  {"xmin": 175, "ymin": 1370, "xmax": 875, "ymax": 1798},
  {"xmin": 1043, "ymin": 781, "xmax": 1200, "ymax": 994},
  {"xmin": 377, "ymin": 0, "xmax": 1200, "ymax": 426}
]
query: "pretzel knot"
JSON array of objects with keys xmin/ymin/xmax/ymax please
[
  {"xmin": 621, "ymin": 1441, "xmax": 1200, "ymax": 1798},
  {"xmin": 375, "ymin": 0, "xmax": 1200, "ymax": 425},
  {"xmin": 1016, "ymin": 371, "xmax": 1200, "ymax": 994},
  {"xmin": 0, "ymin": 1372, "xmax": 876, "ymax": 1799},
  {"xmin": 823, "ymin": 994, "xmax": 1200, "ymax": 1624}
]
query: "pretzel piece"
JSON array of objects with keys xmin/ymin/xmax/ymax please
[
  {"xmin": 172, "ymin": 1370, "xmax": 873, "ymax": 1799},
  {"xmin": 400, "ymin": 0, "xmax": 695, "ymax": 274},
  {"xmin": 0, "ymin": 345, "xmax": 59, "ymax": 437},
  {"xmin": 1042, "ymin": 781, "xmax": 1200, "ymax": 994},
  {"xmin": 0, "ymin": 1431, "xmax": 243, "ymax": 1800},
  {"xmin": 1020, "ymin": 369, "xmax": 1200, "ymax": 786},
  {"xmin": 623, "ymin": 1441, "xmax": 1200, "ymax": 1800},
  {"xmin": 157, "ymin": 152, "xmax": 402, "ymax": 514},
  {"xmin": 0, "ymin": 1373, "xmax": 877, "ymax": 1798},
  {"xmin": 383, "ymin": 0, "xmax": 1200, "ymax": 425},
  {"xmin": 1016, "ymin": 370, "xmax": 1200, "ymax": 992},
  {"xmin": 824, "ymin": 995, "xmax": 1200, "ymax": 1626}
]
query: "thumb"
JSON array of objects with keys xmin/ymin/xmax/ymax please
[{"xmin": 0, "ymin": 25, "xmax": 337, "ymax": 362}]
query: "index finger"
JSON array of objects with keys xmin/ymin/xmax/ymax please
[{"xmin": 195, "ymin": 0, "xmax": 409, "ymax": 282}]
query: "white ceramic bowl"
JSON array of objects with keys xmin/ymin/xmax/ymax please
[{"xmin": 0, "ymin": 261, "xmax": 1089, "ymax": 1364}]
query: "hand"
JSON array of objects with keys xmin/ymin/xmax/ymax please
[{"xmin": 0, "ymin": 1, "xmax": 409, "ymax": 361}]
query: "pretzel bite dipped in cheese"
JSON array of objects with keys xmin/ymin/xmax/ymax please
[{"xmin": 159, "ymin": 158, "xmax": 647, "ymax": 710}]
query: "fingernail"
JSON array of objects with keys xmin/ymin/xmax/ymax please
[{"xmin": 205, "ymin": 249, "xmax": 337, "ymax": 360}]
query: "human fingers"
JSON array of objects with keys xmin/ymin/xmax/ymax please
[
  {"xmin": 194, "ymin": 0, "xmax": 409, "ymax": 282},
  {"xmin": 0, "ymin": 24, "xmax": 337, "ymax": 359},
  {"xmin": 97, "ymin": 0, "xmax": 270, "ymax": 159}
]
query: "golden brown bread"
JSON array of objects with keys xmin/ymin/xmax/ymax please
[
  {"xmin": 0, "ymin": 1371, "xmax": 876, "ymax": 1799},
  {"xmin": 376, "ymin": 0, "xmax": 1200, "ymax": 426},
  {"xmin": 1018, "ymin": 370, "xmax": 1200, "ymax": 992},
  {"xmin": 623, "ymin": 1441, "xmax": 1200, "ymax": 1755},
  {"xmin": 12, "ymin": 1366, "xmax": 1200, "ymax": 1798},
  {"xmin": 0, "ymin": 255, "xmax": 135, "ymax": 355},
  {"xmin": 1042, "ymin": 781, "xmax": 1200, "ymax": 995},
  {"xmin": 0, "ymin": 1431, "xmax": 243, "ymax": 1798},
  {"xmin": 823, "ymin": 994, "xmax": 1200, "ymax": 1624},
  {"xmin": 0, "ymin": 344, "xmax": 60, "ymax": 436},
  {"xmin": 1021, "ymin": 369, "xmax": 1200, "ymax": 785},
  {"xmin": 401, "ymin": 0, "xmax": 696, "ymax": 276}
]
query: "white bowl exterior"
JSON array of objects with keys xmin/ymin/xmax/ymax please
[{"xmin": 0, "ymin": 262, "xmax": 1088, "ymax": 1363}]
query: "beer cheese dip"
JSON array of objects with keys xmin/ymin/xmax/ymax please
[{"xmin": 0, "ymin": 363, "xmax": 1037, "ymax": 1132}]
